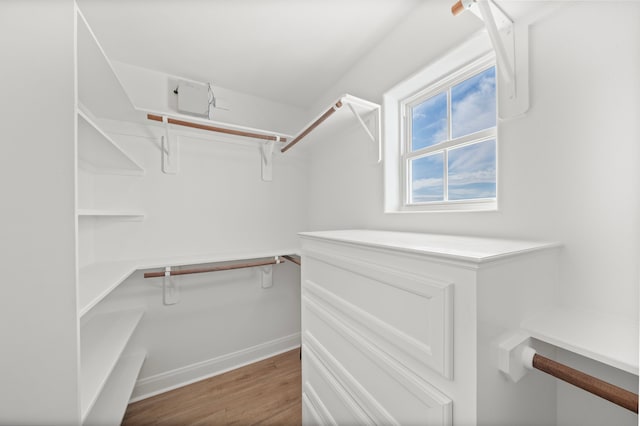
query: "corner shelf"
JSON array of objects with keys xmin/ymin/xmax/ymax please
[
  {"xmin": 84, "ymin": 351, "xmax": 146, "ymax": 426},
  {"xmin": 80, "ymin": 309, "xmax": 144, "ymax": 421},
  {"xmin": 521, "ymin": 307, "xmax": 639, "ymax": 375},
  {"xmin": 77, "ymin": 109, "xmax": 144, "ymax": 175},
  {"xmin": 79, "ymin": 261, "xmax": 140, "ymax": 317},
  {"xmin": 77, "ymin": 248, "xmax": 300, "ymax": 317},
  {"xmin": 76, "ymin": 9, "xmax": 143, "ymax": 123}
]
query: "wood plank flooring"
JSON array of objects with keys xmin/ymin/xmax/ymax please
[{"xmin": 122, "ymin": 349, "xmax": 301, "ymax": 425}]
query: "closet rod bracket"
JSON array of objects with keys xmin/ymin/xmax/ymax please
[
  {"xmin": 498, "ymin": 331, "xmax": 534, "ymax": 383},
  {"xmin": 261, "ymin": 140, "xmax": 276, "ymax": 181},
  {"xmin": 452, "ymin": 0, "xmax": 529, "ymax": 118}
]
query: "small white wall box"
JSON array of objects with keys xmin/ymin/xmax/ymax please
[{"xmin": 177, "ymin": 80, "xmax": 209, "ymax": 118}]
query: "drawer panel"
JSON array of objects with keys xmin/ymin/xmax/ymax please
[
  {"xmin": 303, "ymin": 247, "xmax": 453, "ymax": 379},
  {"xmin": 303, "ymin": 348, "xmax": 371, "ymax": 425},
  {"xmin": 303, "ymin": 295, "xmax": 452, "ymax": 425}
]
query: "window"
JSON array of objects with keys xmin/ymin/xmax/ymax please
[
  {"xmin": 401, "ymin": 58, "xmax": 497, "ymax": 211},
  {"xmin": 383, "ymin": 36, "xmax": 498, "ymax": 213}
]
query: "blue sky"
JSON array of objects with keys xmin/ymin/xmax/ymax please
[{"xmin": 410, "ymin": 66, "xmax": 496, "ymax": 203}]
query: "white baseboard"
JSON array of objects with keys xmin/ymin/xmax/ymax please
[{"xmin": 130, "ymin": 333, "xmax": 301, "ymax": 402}]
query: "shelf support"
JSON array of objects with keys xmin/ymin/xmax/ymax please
[
  {"xmin": 451, "ymin": 0, "xmax": 529, "ymax": 118},
  {"xmin": 260, "ymin": 139, "xmax": 276, "ymax": 181},
  {"xmin": 346, "ymin": 102, "xmax": 382, "ymax": 164},
  {"xmin": 162, "ymin": 266, "xmax": 180, "ymax": 305},
  {"xmin": 161, "ymin": 116, "xmax": 179, "ymax": 174}
]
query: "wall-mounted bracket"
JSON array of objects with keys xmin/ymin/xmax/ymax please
[
  {"xmin": 261, "ymin": 265, "xmax": 273, "ymax": 288},
  {"xmin": 455, "ymin": 0, "xmax": 529, "ymax": 118},
  {"xmin": 498, "ymin": 331, "xmax": 535, "ymax": 382},
  {"xmin": 163, "ymin": 266, "xmax": 180, "ymax": 305},
  {"xmin": 260, "ymin": 139, "xmax": 276, "ymax": 181},
  {"xmin": 261, "ymin": 256, "xmax": 282, "ymax": 288},
  {"xmin": 161, "ymin": 116, "xmax": 179, "ymax": 174}
]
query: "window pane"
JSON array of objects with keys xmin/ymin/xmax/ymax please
[
  {"xmin": 410, "ymin": 153, "xmax": 444, "ymax": 203},
  {"xmin": 447, "ymin": 139, "xmax": 496, "ymax": 200},
  {"xmin": 451, "ymin": 66, "xmax": 496, "ymax": 139},
  {"xmin": 411, "ymin": 92, "xmax": 447, "ymax": 151}
]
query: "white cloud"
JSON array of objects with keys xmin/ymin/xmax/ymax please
[
  {"xmin": 448, "ymin": 168, "xmax": 496, "ymax": 185},
  {"xmin": 451, "ymin": 73, "xmax": 496, "ymax": 138},
  {"xmin": 412, "ymin": 177, "xmax": 443, "ymax": 190},
  {"xmin": 448, "ymin": 139, "xmax": 496, "ymax": 174}
]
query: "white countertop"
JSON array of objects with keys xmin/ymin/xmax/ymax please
[{"xmin": 299, "ymin": 230, "xmax": 560, "ymax": 263}]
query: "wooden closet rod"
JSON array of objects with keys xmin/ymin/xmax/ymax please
[
  {"xmin": 451, "ymin": 0, "xmax": 467, "ymax": 16},
  {"xmin": 147, "ymin": 114, "xmax": 288, "ymax": 142},
  {"xmin": 143, "ymin": 258, "xmax": 285, "ymax": 279},
  {"xmin": 532, "ymin": 353, "xmax": 638, "ymax": 413},
  {"xmin": 281, "ymin": 101, "xmax": 343, "ymax": 153}
]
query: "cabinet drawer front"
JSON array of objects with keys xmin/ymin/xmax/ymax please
[
  {"xmin": 302, "ymin": 347, "xmax": 372, "ymax": 425},
  {"xmin": 303, "ymin": 247, "xmax": 453, "ymax": 379},
  {"xmin": 303, "ymin": 298, "xmax": 452, "ymax": 425}
]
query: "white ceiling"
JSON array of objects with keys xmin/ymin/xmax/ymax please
[{"xmin": 78, "ymin": 0, "xmax": 424, "ymax": 108}]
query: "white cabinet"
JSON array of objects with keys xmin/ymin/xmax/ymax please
[{"xmin": 299, "ymin": 230, "xmax": 561, "ymax": 425}]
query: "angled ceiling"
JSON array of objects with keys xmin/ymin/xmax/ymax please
[{"xmin": 77, "ymin": 0, "xmax": 424, "ymax": 108}]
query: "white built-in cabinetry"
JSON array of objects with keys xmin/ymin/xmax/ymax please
[
  {"xmin": 299, "ymin": 230, "xmax": 562, "ymax": 425},
  {"xmin": 75, "ymin": 6, "xmax": 146, "ymax": 424}
]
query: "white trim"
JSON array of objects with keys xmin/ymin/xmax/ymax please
[
  {"xmin": 129, "ymin": 333, "xmax": 300, "ymax": 402},
  {"xmin": 302, "ymin": 387, "xmax": 336, "ymax": 426}
]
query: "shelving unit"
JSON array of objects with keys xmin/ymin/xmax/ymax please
[
  {"xmin": 75, "ymin": 5, "xmax": 148, "ymax": 424},
  {"xmin": 80, "ymin": 309, "xmax": 144, "ymax": 421},
  {"xmin": 522, "ymin": 307, "xmax": 639, "ymax": 375}
]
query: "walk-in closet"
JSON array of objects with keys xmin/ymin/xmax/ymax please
[{"xmin": 1, "ymin": 1, "xmax": 638, "ymax": 425}]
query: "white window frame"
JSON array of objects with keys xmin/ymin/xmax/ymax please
[
  {"xmin": 401, "ymin": 56, "xmax": 497, "ymax": 211},
  {"xmin": 383, "ymin": 34, "xmax": 498, "ymax": 213}
]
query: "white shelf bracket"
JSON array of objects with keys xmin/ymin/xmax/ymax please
[
  {"xmin": 260, "ymin": 139, "xmax": 276, "ymax": 181},
  {"xmin": 467, "ymin": 0, "xmax": 529, "ymax": 118},
  {"xmin": 346, "ymin": 102, "xmax": 382, "ymax": 164},
  {"xmin": 261, "ymin": 264, "xmax": 274, "ymax": 288},
  {"xmin": 163, "ymin": 266, "xmax": 180, "ymax": 305},
  {"xmin": 498, "ymin": 331, "xmax": 535, "ymax": 382},
  {"xmin": 162, "ymin": 116, "xmax": 179, "ymax": 174}
]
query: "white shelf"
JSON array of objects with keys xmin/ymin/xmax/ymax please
[
  {"xmin": 80, "ymin": 309, "xmax": 144, "ymax": 421},
  {"xmin": 84, "ymin": 351, "xmax": 146, "ymax": 426},
  {"xmin": 522, "ymin": 307, "xmax": 639, "ymax": 375},
  {"xmin": 77, "ymin": 208, "xmax": 145, "ymax": 219},
  {"xmin": 77, "ymin": 9, "xmax": 143, "ymax": 123},
  {"xmin": 79, "ymin": 261, "xmax": 139, "ymax": 316},
  {"xmin": 77, "ymin": 248, "xmax": 299, "ymax": 317},
  {"xmin": 77, "ymin": 109, "xmax": 144, "ymax": 175}
]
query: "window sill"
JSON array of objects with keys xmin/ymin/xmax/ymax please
[{"xmin": 386, "ymin": 200, "xmax": 498, "ymax": 214}]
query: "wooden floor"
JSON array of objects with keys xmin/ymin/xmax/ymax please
[{"xmin": 122, "ymin": 349, "xmax": 302, "ymax": 425}]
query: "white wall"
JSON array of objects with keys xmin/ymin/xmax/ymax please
[
  {"xmin": 0, "ymin": 0, "xmax": 80, "ymax": 423},
  {"xmin": 305, "ymin": 1, "xmax": 639, "ymax": 424},
  {"xmin": 80, "ymin": 63, "xmax": 308, "ymax": 398}
]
